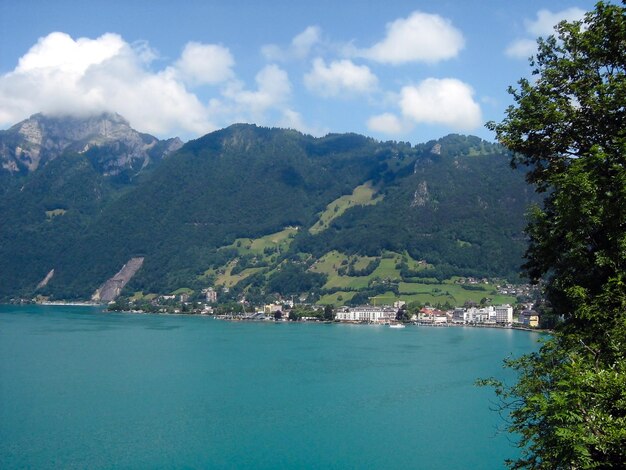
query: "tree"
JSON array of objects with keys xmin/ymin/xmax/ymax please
[
  {"xmin": 396, "ymin": 307, "xmax": 411, "ymax": 322},
  {"xmin": 482, "ymin": 3, "xmax": 626, "ymax": 468},
  {"xmin": 323, "ymin": 304, "xmax": 335, "ymax": 321}
]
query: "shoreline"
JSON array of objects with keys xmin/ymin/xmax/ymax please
[
  {"xmin": 39, "ymin": 301, "xmax": 102, "ymax": 307},
  {"xmin": 8, "ymin": 303, "xmax": 549, "ymax": 333},
  {"xmin": 104, "ymin": 308, "xmax": 549, "ymax": 333}
]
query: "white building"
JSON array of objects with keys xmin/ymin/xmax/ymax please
[
  {"xmin": 495, "ymin": 304, "xmax": 513, "ymax": 324},
  {"xmin": 336, "ymin": 306, "xmax": 397, "ymax": 323},
  {"xmin": 204, "ymin": 287, "xmax": 217, "ymax": 303}
]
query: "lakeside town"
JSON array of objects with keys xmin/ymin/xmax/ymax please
[{"xmin": 95, "ymin": 283, "xmax": 544, "ymax": 330}]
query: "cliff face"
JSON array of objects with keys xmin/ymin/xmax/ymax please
[{"xmin": 0, "ymin": 112, "xmax": 182, "ymax": 174}]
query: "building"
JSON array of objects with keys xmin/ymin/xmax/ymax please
[
  {"xmin": 335, "ymin": 306, "xmax": 397, "ymax": 323},
  {"xmin": 419, "ymin": 307, "xmax": 449, "ymax": 324},
  {"xmin": 264, "ymin": 303, "xmax": 283, "ymax": 314},
  {"xmin": 453, "ymin": 305, "xmax": 522, "ymax": 324},
  {"xmin": 519, "ymin": 310, "xmax": 540, "ymax": 328},
  {"xmin": 204, "ymin": 287, "xmax": 217, "ymax": 303},
  {"xmin": 452, "ymin": 307, "xmax": 467, "ymax": 323},
  {"xmin": 471, "ymin": 306, "xmax": 495, "ymax": 323},
  {"xmin": 495, "ymin": 304, "xmax": 513, "ymax": 324}
]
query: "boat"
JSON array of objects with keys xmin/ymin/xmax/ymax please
[{"xmin": 389, "ymin": 323, "xmax": 406, "ymax": 329}]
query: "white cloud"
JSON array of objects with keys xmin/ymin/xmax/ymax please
[
  {"xmin": 0, "ymin": 32, "xmax": 304, "ymax": 138},
  {"xmin": 231, "ymin": 64, "xmax": 291, "ymax": 111},
  {"xmin": 399, "ymin": 78, "xmax": 482, "ymax": 130},
  {"xmin": 278, "ymin": 108, "xmax": 327, "ymax": 137},
  {"xmin": 505, "ymin": 39, "xmax": 537, "ymax": 60},
  {"xmin": 217, "ymin": 64, "xmax": 293, "ymax": 124},
  {"xmin": 262, "ymin": 26, "xmax": 321, "ymax": 61},
  {"xmin": 366, "ymin": 113, "xmax": 408, "ymax": 135},
  {"xmin": 15, "ymin": 32, "xmax": 126, "ymax": 75},
  {"xmin": 292, "ymin": 26, "xmax": 322, "ymax": 59},
  {"xmin": 0, "ymin": 32, "xmax": 223, "ymax": 136},
  {"xmin": 506, "ymin": 7, "xmax": 586, "ymax": 59},
  {"xmin": 304, "ymin": 58, "xmax": 378, "ymax": 97},
  {"xmin": 173, "ymin": 42, "xmax": 234, "ymax": 85},
  {"xmin": 526, "ymin": 8, "xmax": 586, "ymax": 37},
  {"xmin": 359, "ymin": 11, "xmax": 464, "ymax": 64}
]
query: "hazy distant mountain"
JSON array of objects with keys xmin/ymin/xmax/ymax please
[{"xmin": 0, "ymin": 114, "xmax": 537, "ymax": 302}]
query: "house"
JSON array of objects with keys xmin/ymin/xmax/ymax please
[
  {"xmin": 519, "ymin": 310, "xmax": 540, "ymax": 328},
  {"xmin": 264, "ymin": 303, "xmax": 283, "ymax": 314},
  {"xmin": 420, "ymin": 307, "xmax": 449, "ymax": 323}
]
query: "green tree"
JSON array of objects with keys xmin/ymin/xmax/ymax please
[
  {"xmin": 323, "ymin": 304, "xmax": 335, "ymax": 321},
  {"xmin": 483, "ymin": 3, "xmax": 626, "ymax": 468}
]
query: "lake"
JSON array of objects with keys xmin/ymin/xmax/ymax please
[{"xmin": 0, "ymin": 305, "xmax": 542, "ymax": 469}]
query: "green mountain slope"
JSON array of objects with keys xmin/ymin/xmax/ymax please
[{"xmin": 0, "ymin": 120, "xmax": 537, "ymax": 302}]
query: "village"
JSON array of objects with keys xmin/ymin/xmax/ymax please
[{"xmin": 107, "ymin": 285, "xmax": 542, "ymax": 329}]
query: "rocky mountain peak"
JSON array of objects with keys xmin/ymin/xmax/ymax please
[{"xmin": 0, "ymin": 112, "xmax": 182, "ymax": 175}]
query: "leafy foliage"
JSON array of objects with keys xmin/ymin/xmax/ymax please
[{"xmin": 483, "ymin": 3, "xmax": 626, "ymax": 467}]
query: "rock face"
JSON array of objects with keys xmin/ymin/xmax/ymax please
[
  {"xmin": 36, "ymin": 269, "xmax": 55, "ymax": 290},
  {"xmin": 92, "ymin": 257, "xmax": 144, "ymax": 303},
  {"xmin": 411, "ymin": 180, "xmax": 431, "ymax": 207},
  {"xmin": 0, "ymin": 112, "xmax": 182, "ymax": 174}
]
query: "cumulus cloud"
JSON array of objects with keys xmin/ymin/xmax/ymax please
[
  {"xmin": 304, "ymin": 58, "xmax": 378, "ymax": 97},
  {"xmin": 15, "ymin": 31, "xmax": 126, "ymax": 75},
  {"xmin": 0, "ymin": 32, "xmax": 311, "ymax": 138},
  {"xmin": 225, "ymin": 65, "xmax": 291, "ymax": 113},
  {"xmin": 262, "ymin": 26, "xmax": 321, "ymax": 61},
  {"xmin": 366, "ymin": 78, "xmax": 482, "ymax": 136},
  {"xmin": 173, "ymin": 42, "xmax": 234, "ymax": 85},
  {"xmin": 212, "ymin": 64, "xmax": 293, "ymax": 126},
  {"xmin": 357, "ymin": 11, "xmax": 464, "ymax": 64},
  {"xmin": 366, "ymin": 113, "xmax": 407, "ymax": 135},
  {"xmin": 0, "ymin": 32, "xmax": 223, "ymax": 136},
  {"xmin": 399, "ymin": 78, "xmax": 482, "ymax": 130},
  {"xmin": 291, "ymin": 27, "xmax": 322, "ymax": 59},
  {"xmin": 278, "ymin": 109, "xmax": 328, "ymax": 137},
  {"xmin": 506, "ymin": 7, "xmax": 586, "ymax": 59}
]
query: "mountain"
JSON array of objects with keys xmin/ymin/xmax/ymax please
[
  {"xmin": 0, "ymin": 114, "xmax": 539, "ymax": 304},
  {"xmin": 0, "ymin": 112, "xmax": 182, "ymax": 178}
]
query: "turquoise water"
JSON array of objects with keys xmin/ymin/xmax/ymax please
[{"xmin": 0, "ymin": 305, "xmax": 541, "ymax": 469}]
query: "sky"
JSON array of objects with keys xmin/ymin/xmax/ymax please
[{"xmin": 0, "ymin": 0, "xmax": 599, "ymax": 144}]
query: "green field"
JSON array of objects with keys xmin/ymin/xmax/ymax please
[
  {"xmin": 309, "ymin": 182, "xmax": 383, "ymax": 234},
  {"xmin": 225, "ymin": 227, "xmax": 299, "ymax": 256},
  {"xmin": 170, "ymin": 287, "xmax": 194, "ymax": 295},
  {"xmin": 310, "ymin": 250, "xmax": 516, "ymax": 307},
  {"xmin": 200, "ymin": 237, "xmax": 518, "ymax": 308},
  {"xmin": 213, "ymin": 260, "xmax": 265, "ymax": 288},
  {"xmin": 318, "ymin": 291, "xmax": 357, "ymax": 305}
]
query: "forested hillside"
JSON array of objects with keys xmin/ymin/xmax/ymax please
[{"xmin": 0, "ymin": 117, "xmax": 538, "ymax": 303}]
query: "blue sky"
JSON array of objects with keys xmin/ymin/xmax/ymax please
[{"xmin": 0, "ymin": 0, "xmax": 598, "ymax": 143}]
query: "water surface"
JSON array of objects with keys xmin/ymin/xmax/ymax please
[{"xmin": 0, "ymin": 305, "xmax": 541, "ymax": 469}]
